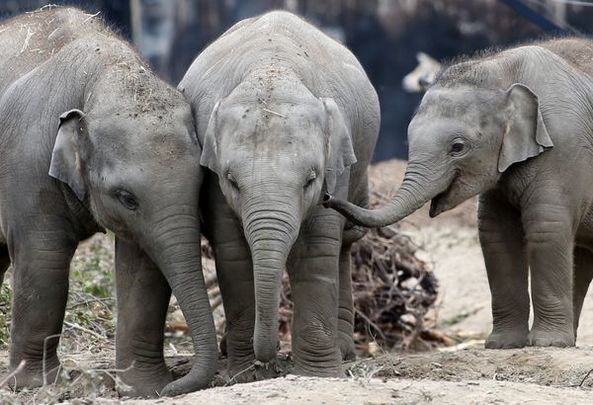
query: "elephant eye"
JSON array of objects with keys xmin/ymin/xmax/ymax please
[
  {"xmin": 226, "ymin": 172, "xmax": 239, "ymax": 191},
  {"xmin": 115, "ymin": 189, "xmax": 139, "ymax": 211},
  {"xmin": 304, "ymin": 170, "xmax": 317, "ymax": 189},
  {"xmin": 449, "ymin": 138, "xmax": 466, "ymax": 155}
]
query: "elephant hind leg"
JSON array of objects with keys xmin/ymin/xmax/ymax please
[
  {"xmin": 573, "ymin": 247, "xmax": 593, "ymax": 340},
  {"xmin": 8, "ymin": 226, "xmax": 76, "ymax": 390}
]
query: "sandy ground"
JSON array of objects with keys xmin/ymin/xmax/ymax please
[{"xmin": 2, "ymin": 159, "xmax": 593, "ymax": 403}]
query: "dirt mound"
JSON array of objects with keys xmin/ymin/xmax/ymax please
[{"xmin": 351, "ymin": 347, "xmax": 593, "ymax": 388}]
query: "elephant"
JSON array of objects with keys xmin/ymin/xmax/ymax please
[
  {"xmin": 0, "ymin": 7, "xmax": 217, "ymax": 396},
  {"xmin": 178, "ymin": 11, "xmax": 380, "ymax": 378},
  {"xmin": 325, "ymin": 38, "xmax": 593, "ymax": 349}
]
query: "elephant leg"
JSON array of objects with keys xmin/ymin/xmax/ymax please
[
  {"xmin": 7, "ymin": 226, "xmax": 76, "ymax": 389},
  {"xmin": 478, "ymin": 192, "xmax": 529, "ymax": 349},
  {"xmin": 523, "ymin": 200, "xmax": 575, "ymax": 347},
  {"xmin": 203, "ymin": 179, "xmax": 255, "ymax": 382},
  {"xmin": 338, "ymin": 243, "xmax": 355, "ymax": 360},
  {"xmin": 287, "ymin": 210, "xmax": 342, "ymax": 376},
  {"xmin": 573, "ymin": 247, "xmax": 593, "ymax": 339},
  {"xmin": 114, "ymin": 237, "xmax": 172, "ymax": 397}
]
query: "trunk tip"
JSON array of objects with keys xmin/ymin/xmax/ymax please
[
  {"xmin": 254, "ymin": 340, "xmax": 278, "ymax": 363},
  {"xmin": 322, "ymin": 192, "xmax": 333, "ymax": 208}
]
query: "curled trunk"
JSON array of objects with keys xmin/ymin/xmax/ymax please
[{"xmin": 324, "ymin": 163, "xmax": 452, "ymax": 228}]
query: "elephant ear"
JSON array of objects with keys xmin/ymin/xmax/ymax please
[
  {"xmin": 321, "ymin": 98, "xmax": 357, "ymax": 194},
  {"xmin": 49, "ymin": 109, "xmax": 86, "ymax": 200},
  {"xmin": 498, "ymin": 83, "xmax": 553, "ymax": 173},
  {"xmin": 200, "ymin": 101, "xmax": 221, "ymax": 175}
]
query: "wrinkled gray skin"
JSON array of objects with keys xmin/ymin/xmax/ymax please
[
  {"xmin": 0, "ymin": 8, "xmax": 216, "ymax": 397},
  {"xmin": 327, "ymin": 38, "xmax": 593, "ymax": 349},
  {"xmin": 179, "ymin": 11, "xmax": 379, "ymax": 377}
]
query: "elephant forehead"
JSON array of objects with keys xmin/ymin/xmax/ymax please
[
  {"xmin": 219, "ymin": 103, "xmax": 324, "ymax": 141},
  {"xmin": 88, "ymin": 116, "xmax": 196, "ymax": 161},
  {"xmin": 409, "ymin": 116, "xmax": 469, "ymax": 143},
  {"xmin": 417, "ymin": 87, "xmax": 487, "ymax": 118},
  {"xmin": 220, "ymin": 129, "xmax": 324, "ymax": 159}
]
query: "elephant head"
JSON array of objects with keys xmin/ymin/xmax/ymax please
[
  {"xmin": 200, "ymin": 78, "xmax": 356, "ymax": 362},
  {"xmin": 325, "ymin": 81, "xmax": 553, "ymax": 227},
  {"xmin": 48, "ymin": 80, "xmax": 217, "ymax": 395}
]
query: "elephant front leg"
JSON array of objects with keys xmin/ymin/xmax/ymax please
[
  {"xmin": 478, "ymin": 192, "xmax": 529, "ymax": 349},
  {"xmin": 288, "ymin": 213, "xmax": 342, "ymax": 377},
  {"xmin": 338, "ymin": 243, "xmax": 355, "ymax": 360},
  {"xmin": 8, "ymin": 228, "xmax": 76, "ymax": 389},
  {"xmin": 523, "ymin": 202, "xmax": 575, "ymax": 347},
  {"xmin": 212, "ymin": 235, "xmax": 257, "ymax": 382},
  {"xmin": 203, "ymin": 182, "xmax": 256, "ymax": 383},
  {"xmin": 573, "ymin": 247, "xmax": 593, "ymax": 339},
  {"xmin": 115, "ymin": 238, "xmax": 172, "ymax": 397}
]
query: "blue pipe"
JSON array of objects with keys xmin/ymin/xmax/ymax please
[{"xmin": 498, "ymin": 0, "xmax": 579, "ymax": 35}]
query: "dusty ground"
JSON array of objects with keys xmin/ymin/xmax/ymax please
[{"xmin": 2, "ymin": 159, "xmax": 593, "ymax": 404}]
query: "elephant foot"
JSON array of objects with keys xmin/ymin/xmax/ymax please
[
  {"xmin": 292, "ymin": 351, "xmax": 342, "ymax": 377},
  {"xmin": 485, "ymin": 330, "xmax": 528, "ymax": 349},
  {"xmin": 527, "ymin": 329, "xmax": 575, "ymax": 347},
  {"xmin": 227, "ymin": 356, "xmax": 283, "ymax": 384},
  {"xmin": 292, "ymin": 364, "xmax": 342, "ymax": 378},
  {"xmin": 338, "ymin": 331, "xmax": 356, "ymax": 361},
  {"xmin": 117, "ymin": 362, "xmax": 172, "ymax": 398},
  {"xmin": 227, "ymin": 357, "xmax": 257, "ymax": 384},
  {"xmin": 5, "ymin": 357, "xmax": 62, "ymax": 390}
]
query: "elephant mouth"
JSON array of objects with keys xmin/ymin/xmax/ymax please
[
  {"xmin": 429, "ymin": 173, "xmax": 458, "ymax": 218},
  {"xmin": 429, "ymin": 194, "xmax": 446, "ymax": 218}
]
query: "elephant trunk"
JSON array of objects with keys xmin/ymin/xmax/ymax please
[
  {"xmin": 148, "ymin": 213, "xmax": 218, "ymax": 397},
  {"xmin": 324, "ymin": 162, "xmax": 453, "ymax": 228},
  {"xmin": 243, "ymin": 203, "xmax": 300, "ymax": 362}
]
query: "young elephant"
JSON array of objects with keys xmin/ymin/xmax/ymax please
[
  {"xmin": 179, "ymin": 11, "xmax": 379, "ymax": 377},
  {"xmin": 326, "ymin": 38, "xmax": 593, "ymax": 349},
  {"xmin": 0, "ymin": 8, "xmax": 216, "ymax": 396}
]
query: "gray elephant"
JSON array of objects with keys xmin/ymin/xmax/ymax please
[
  {"xmin": 326, "ymin": 38, "xmax": 593, "ymax": 349},
  {"xmin": 0, "ymin": 7, "xmax": 216, "ymax": 396},
  {"xmin": 179, "ymin": 11, "xmax": 379, "ymax": 377}
]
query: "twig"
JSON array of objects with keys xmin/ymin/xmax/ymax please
[
  {"xmin": 579, "ymin": 368, "xmax": 593, "ymax": 387},
  {"xmin": 262, "ymin": 108, "xmax": 287, "ymax": 118},
  {"xmin": 0, "ymin": 360, "xmax": 25, "ymax": 386},
  {"xmin": 43, "ymin": 333, "xmax": 61, "ymax": 386},
  {"xmin": 26, "ymin": 4, "xmax": 59, "ymax": 13},
  {"xmin": 20, "ymin": 28, "xmax": 34, "ymax": 53},
  {"xmin": 354, "ymin": 307, "xmax": 387, "ymax": 341},
  {"xmin": 64, "ymin": 321, "xmax": 108, "ymax": 341},
  {"xmin": 225, "ymin": 362, "xmax": 256, "ymax": 386},
  {"xmin": 83, "ymin": 11, "xmax": 101, "ymax": 23},
  {"xmin": 67, "ymin": 295, "xmax": 113, "ymax": 309}
]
